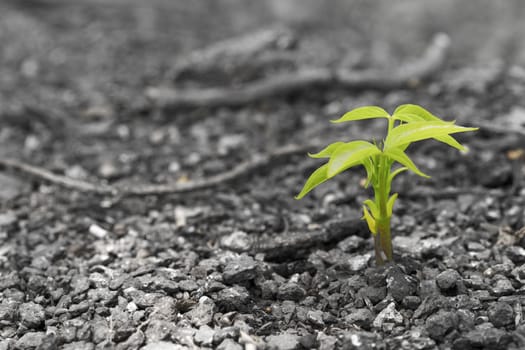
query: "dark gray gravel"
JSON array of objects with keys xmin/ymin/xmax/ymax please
[
  {"xmin": 436, "ymin": 269, "xmax": 461, "ymax": 291},
  {"xmin": 185, "ymin": 296, "xmax": 215, "ymax": 326},
  {"xmin": 386, "ymin": 266, "xmax": 419, "ymax": 303},
  {"xmin": 222, "ymin": 255, "xmax": 259, "ymax": 285},
  {"xmin": 345, "ymin": 308, "xmax": 375, "ymax": 330},
  {"xmin": 488, "ymin": 302, "xmax": 515, "ymax": 328},
  {"xmin": 2, "ymin": 2, "xmax": 525, "ymax": 350},
  {"xmin": 266, "ymin": 333, "xmax": 301, "ymax": 350},
  {"xmin": 277, "ymin": 282, "xmax": 307, "ymax": 301},
  {"xmin": 425, "ymin": 310, "xmax": 459, "ymax": 340}
]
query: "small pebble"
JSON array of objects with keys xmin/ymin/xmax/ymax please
[
  {"xmin": 372, "ymin": 302, "xmax": 403, "ymax": 329},
  {"xmin": 436, "ymin": 269, "xmax": 461, "ymax": 291},
  {"xmin": 194, "ymin": 325, "xmax": 215, "ymax": 347},
  {"xmin": 89, "ymin": 224, "xmax": 109, "ymax": 238},
  {"xmin": 488, "ymin": 302, "xmax": 514, "ymax": 328},
  {"xmin": 345, "ymin": 308, "xmax": 375, "ymax": 330},
  {"xmin": 19, "ymin": 302, "xmax": 45, "ymax": 328},
  {"xmin": 277, "ymin": 283, "xmax": 306, "ymax": 301},
  {"xmin": 425, "ymin": 310, "xmax": 458, "ymax": 340},
  {"xmin": 266, "ymin": 332, "xmax": 301, "ymax": 350},
  {"xmin": 490, "ymin": 278, "xmax": 515, "ymax": 297},
  {"xmin": 217, "ymin": 338, "xmax": 243, "ymax": 350}
]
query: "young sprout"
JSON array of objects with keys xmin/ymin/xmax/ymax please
[{"xmin": 295, "ymin": 105, "xmax": 478, "ymax": 265}]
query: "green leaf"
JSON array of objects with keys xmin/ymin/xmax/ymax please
[
  {"xmin": 393, "ymin": 104, "xmax": 440, "ymax": 121},
  {"xmin": 362, "ymin": 205, "xmax": 377, "ymax": 235},
  {"xmin": 384, "ymin": 121, "xmax": 478, "ymax": 150},
  {"xmin": 398, "ymin": 143, "xmax": 410, "ymax": 152},
  {"xmin": 331, "ymin": 106, "xmax": 390, "ymax": 123},
  {"xmin": 392, "ymin": 107, "xmax": 467, "ymax": 151},
  {"xmin": 386, "ymin": 193, "xmax": 398, "ymax": 217},
  {"xmin": 392, "ymin": 113, "xmax": 425, "ymax": 123},
  {"xmin": 364, "ymin": 199, "xmax": 380, "ymax": 218},
  {"xmin": 362, "ymin": 157, "xmax": 375, "ymax": 187},
  {"xmin": 308, "ymin": 142, "xmax": 345, "ymax": 158},
  {"xmin": 433, "ymin": 135, "xmax": 466, "ymax": 151},
  {"xmin": 383, "ymin": 148, "xmax": 429, "ymax": 178},
  {"xmin": 327, "ymin": 141, "xmax": 381, "ymax": 178},
  {"xmin": 295, "ymin": 163, "xmax": 329, "ymax": 199},
  {"xmin": 388, "ymin": 167, "xmax": 408, "ymax": 183},
  {"xmin": 393, "ymin": 121, "xmax": 466, "ymax": 151}
]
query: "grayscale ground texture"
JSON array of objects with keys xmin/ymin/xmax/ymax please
[{"xmin": 2, "ymin": 1, "xmax": 525, "ymax": 349}]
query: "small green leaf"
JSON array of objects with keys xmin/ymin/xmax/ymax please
[
  {"xmin": 362, "ymin": 158, "xmax": 376, "ymax": 187},
  {"xmin": 392, "ymin": 113, "xmax": 425, "ymax": 123},
  {"xmin": 331, "ymin": 106, "xmax": 390, "ymax": 123},
  {"xmin": 383, "ymin": 148, "xmax": 429, "ymax": 178},
  {"xmin": 386, "ymin": 193, "xmax": 398, "ymax": 217},
  {"xmin": 433, "ymin": 135, "xmax": 466, "ymax": 151},
  {"xmin": 384, "ymin": 121, "xmax": 478, "ymax": 150},
  {"xmin": 393, "ymin": 104, "xmax": 440, "ymax": 121},
  {"xmin": 388, "ymin": 167, "xmax": 408, "ymax": 183},
  {"xmin": 327, "ymin": 141, "xmax": 381, "ymax": 178},
  {"xmin": 295, "ymin": 164, "xmax": 329, "ymax": 199},
  {"xmin": 362, "ymin": 205, "xmax": 377, "ymax": 235},
  {"xmin": 308, "ymin": 142, "xmax": 345, "ymax": 158},
  {"xmin": 364, "ymin": 199, "xmax": 380, "ymax": 218}
]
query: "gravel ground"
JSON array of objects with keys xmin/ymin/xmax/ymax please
[{"xmin": 2, "ymin": 2, "xmax": 525, "ymax": 350}]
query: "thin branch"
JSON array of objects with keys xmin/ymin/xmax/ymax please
[
  {"xmin": 171, "ymin": 26, "xmax": 296, "ymax": 81},
  {"xmin": 0, "ymin": 142, "xmax": 324, "ymax": 197},
  {"xmin": 147, "ymin": 33, "xmax": 451, "ymax": 109},
  {"xmin": 146, "ymin": 68, "xmax": 333, "ymax": 109},
  {"xmin": 0, "ymin": 158, "xmax": 116, "ymax": 195},
  {"xmin": 0, "ymin": 138, "xmax": 506, "ymax": 199}
]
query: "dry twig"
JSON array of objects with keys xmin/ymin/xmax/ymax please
[
  {"xmin": 147, "ymin": 33, "xmax": 451, "ymax": 109},
  {"xmin": 171, "ymin": 26, "xmax": 296, "ymax": 81},
  {"xmin": 0, "ymin": 142, "xmax": 323, "ymax": 197},
  {"xmin": 0, "ymin": 140, "xmax": 505, "ymax": 199}
]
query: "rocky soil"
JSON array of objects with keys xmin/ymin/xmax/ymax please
[{"xmin": 2, "ymin": 1, "xmax": 525, "ymax": 350}]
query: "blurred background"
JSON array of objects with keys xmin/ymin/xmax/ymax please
[
  {"xmin": 2, "ymin": 0, "xmax": 524, "ymax": 95},
  {"xmin": 2, "ymin": 0, "xmax": 524, "ymax": 108},
  {"xmin": 1, "ymin": 0, "xmax": 524, "ymax": 191}
]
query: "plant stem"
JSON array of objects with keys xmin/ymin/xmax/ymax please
[
  {"xmin": 370, "ymin": 117, "xmax": 397, "ymax": 265},
  {"xmin": 373, "ymin": 151, "xmax": 394, "ymax": 265},
  {"xmin": 373, "ymin": 234, "xmax": 384, "ymax": 265},
  {"xmin": 377, "ymin": 216, "xmax": 392, "ymax": 261}
]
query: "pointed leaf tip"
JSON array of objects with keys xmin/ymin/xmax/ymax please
[
  {"xmin": 295, "ymin": 163, "xmax": 329, "ymax": 199},
  {"xmin": 331, "ymin": 106, "xmax": 390, "ymax": 123},
  {"xmin": 364, "ymin": 199, "xmax": 380, "ymax": 218},
  {"xmin": 386, "ymin": 193, "xmax": 398, "ymax": 217},
  {"xmin": 393, "ymin": 104, "xmax": 438, "ymax": 121},
  {"xmin": 308, "ymin": 142, "xmax": 345, "ymax": 158}
]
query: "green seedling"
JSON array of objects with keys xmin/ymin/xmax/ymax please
[{"xmin": 296, "ymin": 104, "xmax": 477, "ymax": 265}]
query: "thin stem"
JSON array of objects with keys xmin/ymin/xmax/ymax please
[
  {"xmin": 387, "ymin": 116, "xmax": 395, "ymax": 133},
  {"xmin": 372, "ymin": 152, "xmax": 394, "ymax": 265},
  {"xmin": 377, "ymin": 217, "xmax": 392, "ymax": 261},
  {"xmin": 374, "ymin": 234, "xmax": 384, "ymax": 265},
  {"xmin": 369, "ymin": 118, "xmax": 396, "ymax": 266}
]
